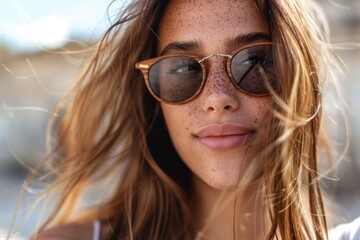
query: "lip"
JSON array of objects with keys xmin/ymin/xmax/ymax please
[{"xmin": 194, "ymin": 124, "xmax": 254, "ymax": 151}]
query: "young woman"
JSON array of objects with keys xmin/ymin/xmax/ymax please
[{"xmin": 17, "ymin": 0, "xmax": 358, "ymax": 239}]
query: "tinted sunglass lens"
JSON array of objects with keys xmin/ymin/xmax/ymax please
[
  {"xmin": 149, "ymin": 57, "xmax": 203, "ymax": 102},
  {"xmin": 231, "ymin": 45, "xmax": 277, "ymax": 95}
]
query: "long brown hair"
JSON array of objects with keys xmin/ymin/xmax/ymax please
[{"xmin": 22, "ymin": 0, "xmax": 339, "ymax": 239}]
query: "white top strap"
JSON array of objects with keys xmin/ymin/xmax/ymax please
[
  {"xmin": 93, "ymin": 219, "xmax": 101, "ymax": 240},
  {"xmin": 329, "ymin": 217, "xmax": 360, "ymax": 240},
  {"xmin": 92, "ymin": 217, "xmax": 360, "ymax": 240}
]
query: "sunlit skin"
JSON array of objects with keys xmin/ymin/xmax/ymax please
[
  {"xmin": 158, "ymin": 0, "xmax": 272, "ymax": 190},
  {"xmin": 158, "ymin": 0, "xmax": 272, "ymax": 238}
]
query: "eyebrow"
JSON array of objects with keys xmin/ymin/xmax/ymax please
[
  {"xmin": 160, "ymin": 41, "xmax": 201, "ymax": 55},
  {"xmin": 228, "ymin": 32, "xmax": 270, "ymax": 47},
  {"xmin": 160, "ymin": 32, "xmax": 270, "ymax": 55}
]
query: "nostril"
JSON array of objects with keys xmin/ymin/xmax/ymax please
[
  {"xmin": 224, "ymin": 105, "xmax": 232, "ymax": 110},
  {"xmin": 208, "ymin": 106, "xmax": 215, "ymax": 111}
]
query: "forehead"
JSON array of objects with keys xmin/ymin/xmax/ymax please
[{"xmin": 157, "ymin": 0, "xmax": 266, "ymax": 52}]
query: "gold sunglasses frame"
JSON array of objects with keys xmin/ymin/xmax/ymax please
[{"xmin": 135, "ymin": 42, "xmax": 273, "ymax": 104}]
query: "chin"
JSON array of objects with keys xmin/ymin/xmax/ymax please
[{"xmin": 204, "ymin": 174, "xmax": 242, "ymax": 190}]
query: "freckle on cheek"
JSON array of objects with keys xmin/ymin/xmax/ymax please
[{"xmin": 187, "ymin": 104, "xmax": 198, "ymax": 116}]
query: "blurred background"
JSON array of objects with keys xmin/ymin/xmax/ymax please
[{"xmin": 0, "ymin": 0, "xmax": 359, "ymax": 239}]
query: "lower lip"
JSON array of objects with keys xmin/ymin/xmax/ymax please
[{"xmin": 196, "ymin": 133, "xmax": 253, "ymax": 151}]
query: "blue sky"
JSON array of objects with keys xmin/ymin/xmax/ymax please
[{"xmin": 0, "ymin": 0, "xmax": 125, "ymax": 53}]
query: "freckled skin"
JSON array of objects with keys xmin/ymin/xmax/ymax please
[{"xmin": 158, "ymin": 0, "xmax": 273, "ymax": 189}]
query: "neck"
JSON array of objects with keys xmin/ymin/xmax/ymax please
[{"xmin": 190, "ymin": 177, "xmax": 266, "ymax": 240}]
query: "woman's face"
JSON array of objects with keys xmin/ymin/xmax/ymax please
[{"xmin": 157, "ymin": 0, "xmax": 272, "ymax": 189}]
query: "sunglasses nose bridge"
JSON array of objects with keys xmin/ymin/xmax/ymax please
[
  {"xmin": 199, "ymin": 53, "xmax": 233, "ymax": 83},
  {"xmin": 199, "ymin": 53, "xmax": 232, "ymax": 64}
]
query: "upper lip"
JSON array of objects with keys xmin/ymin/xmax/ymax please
[{"xmin": 194, "ymin": 123, "xmax": 254, "ymax": 137}]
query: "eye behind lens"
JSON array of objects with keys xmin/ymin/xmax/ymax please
[
  {"xmin": 148, "ymin": 56, "xmax": 203, "ymax": 102},
  {"xmin": 231, "ymin": 45, "xmax": 277, "ymax": 95}
]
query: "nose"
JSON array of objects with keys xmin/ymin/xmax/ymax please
[{"xmin": 201, "ymin": 58, "xmax": 240, "ymax": 113}]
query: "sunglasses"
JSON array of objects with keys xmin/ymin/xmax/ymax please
[{"xmin": 135, "ymin": 42, "xmax": 277, "ymax": 104}]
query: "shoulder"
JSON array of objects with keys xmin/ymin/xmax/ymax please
[
  {"xmin": 31, "ymin": 222, "xmax": 94, "ymax": 240},
  {"xmin": 329, "ymin": 217, "xmax": 360, "ymax": 240}
]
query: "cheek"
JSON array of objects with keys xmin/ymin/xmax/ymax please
[
  {"xmin": 160, "ymin": 104, "xmax": 193, "ymax": 137},
  {"xmin": 243, "ymin": 96, "xmax": 273, "ymax": 124},
  {"xmin": 160, "ymin": 104, "xmax": 199, "ymax": 166}
]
